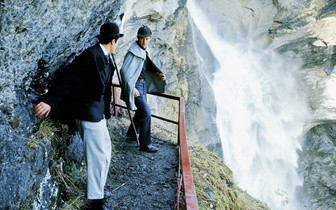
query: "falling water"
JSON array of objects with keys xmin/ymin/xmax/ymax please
[{"xmin": 188, "ymin": 0, "xmax": 308, "ymax": 209}]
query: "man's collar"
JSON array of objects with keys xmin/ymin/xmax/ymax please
[
  {"xmin": 136, "ymin": 41, "xmax": 146, "ymax": 50},
  {"xmin": 99, "ymin": 43, "xmax": 108, "ymax": 55}
]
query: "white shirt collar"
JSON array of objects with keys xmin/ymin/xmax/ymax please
[{"xmin": 99, "ymin": 43, "xmax": 108, "ymax": 55}]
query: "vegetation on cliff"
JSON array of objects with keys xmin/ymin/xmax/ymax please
[
  {"xmin": 31, "ymin": 117, "xmax": 269, "ymax": 209},
  {"xmin": 189, "ymin": 145, "xmax": 270, "ymax": 210}
]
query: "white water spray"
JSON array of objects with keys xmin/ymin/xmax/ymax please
[{"xmin": 188, "ymin": 1, "xmax": 308, "ymax": 209}]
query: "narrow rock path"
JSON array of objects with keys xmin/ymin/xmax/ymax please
[{"xmin": 104, "ymin": 117, "xmax": 180, "ymax": 209}]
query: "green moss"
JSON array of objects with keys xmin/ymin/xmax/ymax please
[
  {"xmin": 31, "ymin": 183, "xmax": 39, "ymax": 197},
  {"xmin": 189, "ymin": 144, "xmax": 270, "ymax": 210},
  {"xmin": 327, "ymin": 154, "xmax": 336, "ymax": 163},
  {"xmin": 9, "ymin": 116, "xmax": 21, "ymax": 129},
  {"xmin": 21, "ymin": 200, "xmax": 32, "ymax": 210},
  {"xmin": 25, "ymin": 140, "xmax": 38, "ymax": 149},
  {"xmin": 33, "ymin": 151, "xmax": 38, "ymax": 162},
  {"xmin": 50, "ymin": 196, "xmax": 57, "ymax": 209}
]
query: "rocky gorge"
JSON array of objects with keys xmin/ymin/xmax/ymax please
[{"xmin": 0, "ymin": 0, "xmax": 335, "ymax": 209}]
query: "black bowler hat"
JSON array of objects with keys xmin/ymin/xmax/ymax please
[
  {"xmin": 96, "ymin": 22, "xmax": 124, "ymax": 39},
  {"xmin": 137, "ymin": 25, "xmax": 152, "ymax": 37}
]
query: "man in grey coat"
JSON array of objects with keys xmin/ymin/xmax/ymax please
[{"xmin": 120, "ymin": 25, "xmax": 166, "ymax": 153}]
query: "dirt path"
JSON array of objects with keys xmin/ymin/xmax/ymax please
[{"xmin": 104, "ymin": 117, "xmax": 180, "ymax": 209}]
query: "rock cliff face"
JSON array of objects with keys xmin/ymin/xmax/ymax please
[
  {"xmin": 1, "ymin": 0, "xmax": 127, "ymax": 208},
  {"xmin": 0, "ymin": 0, "xmax": 335, "ymax": 209},
  {"xmin": 116, "ymin": 0, "xmax": 218, "ymax": 152},
  {"xmin": 1, "ymin": 0, "xmax": 199, "ymax": 208},
  {"xmin": 268, "ymin": 1, "xmax": 336, "ymax": 208}
]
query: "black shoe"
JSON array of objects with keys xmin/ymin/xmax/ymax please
[
  {"xmin": 126, "ymin": 133, "xmax": 135, "ymax": 138},
  {"xmin": 125, "ymin": 135, "xmax": 138, "ymax": 146},
  {"xmin": 126, "ymin": 133, "xmax": 138, "ymax": 141},
  {"xmin": 89, "ymin": 199, "xmax": 111, "ymax": 210},
  {"xmin": 126, "ymin": 135, "xmax": 137, "ymax": 142},
  {"xmin": 140, "ymin": 144, "xmax": 158, "ymax": 153}
]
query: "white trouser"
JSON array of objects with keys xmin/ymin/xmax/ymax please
[{"xmin": 75, "ymin": 119, "xmax": 111, "ymax": 199}]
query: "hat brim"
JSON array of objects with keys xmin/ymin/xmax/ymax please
[
  {"xmin": 96, "ymin": 33, "xmax": 124, "ymax": 39},
  {"xmin": 137, "ymin": 34, "xmax": 151, "ymax": 38}
]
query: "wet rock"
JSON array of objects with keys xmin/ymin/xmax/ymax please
[
  {"xmin": 0, "ymin": 0, "xmax": 126, "ymax": 208},
  {"xmin": 298, "ymin": 123, "xmax": 336, "ymax": 209}
]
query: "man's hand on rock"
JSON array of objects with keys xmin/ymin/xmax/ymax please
[{"xmin": 34, "ymin": 102, "xmax": 51, "ymax": 117}]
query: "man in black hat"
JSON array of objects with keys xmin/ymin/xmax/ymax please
[
  {"xmin": 34, "ymin": 22, "xmax": 123, "ymax": 210},
  {"xmin": 120, "ymin": 25, "xmax": 166, "ymax": 153}
]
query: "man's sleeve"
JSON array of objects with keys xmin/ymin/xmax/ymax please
[{"xmin": 41, "ymin": 50, "xmax": 95, "ymax": 107}]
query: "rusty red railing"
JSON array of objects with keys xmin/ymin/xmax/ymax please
[{"xmin": 111, "ymin": 83, "xmax": 199, "ymax": 210}]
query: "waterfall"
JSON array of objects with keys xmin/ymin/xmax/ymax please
[{"xmin": 187, "ymin": 0, "xmax": 308, "ymax": 209}]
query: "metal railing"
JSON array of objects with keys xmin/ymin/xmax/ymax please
[{"xmin": 111, "ymin": 83, "xmax": 199, "ymax": 210}]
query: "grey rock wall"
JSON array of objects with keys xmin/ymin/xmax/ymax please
[
  {"xmin": 0, "ymin": 0, "xmax": 126, "ymax": 208},
  {"xmin": 1, "ymin": 0, "xmax": 208, "ymax": 208},
  {"xmin": 115, "ymin": 0, "xmax": 220, "ymax": 151},
  {"xmin": 268, "ymin": 0, "xmax": 336, "ymax": 208},
  {"xmin": 299, "ymin": 123, "xmax": 336, "ymax": 209}
]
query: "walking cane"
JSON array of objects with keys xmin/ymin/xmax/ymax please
[{"xmin": 111, "ymin": 54, "xmax": 140, "ymax": 146}]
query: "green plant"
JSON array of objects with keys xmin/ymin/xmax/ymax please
[
  {"xmin": 26, "ymin": 118, "xmax": 59, "ymax": 149},
  {"xmin": 274, "ymin": 189, "xmax": 288, "ymax": 206},
  {"xmin": 327, "ymin": 154, "xmax": 336, "ymax": 163},
  {"xmin": 9, "ymin": 116, "xmax": 21, "ymax": 129},
  {"xmin": 50, "ymin": 160, "xmax": 87, "ymax": 209},
  {"xmin": 26, "ymin": 139, "xmax": 38, "ymax": 148},
  {"xmin": 21, "ymin": 201, "xmax": 32, "ymax": 210},
  {"xmin": 189, "ymin": 144, "xmax": 270, "ymax": 210},
  {"xmin": 35, "ymin": 118, "xmax": 59, "ymax": 141}
]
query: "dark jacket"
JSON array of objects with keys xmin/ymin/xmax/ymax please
[{"xmin": 42, "ymin": 43, "xmax": 114, "ymax": 133}]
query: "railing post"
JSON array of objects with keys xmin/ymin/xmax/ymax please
[{"xmin": 179, "ymin": 97, "xmax": 199, "ymax": 210}]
